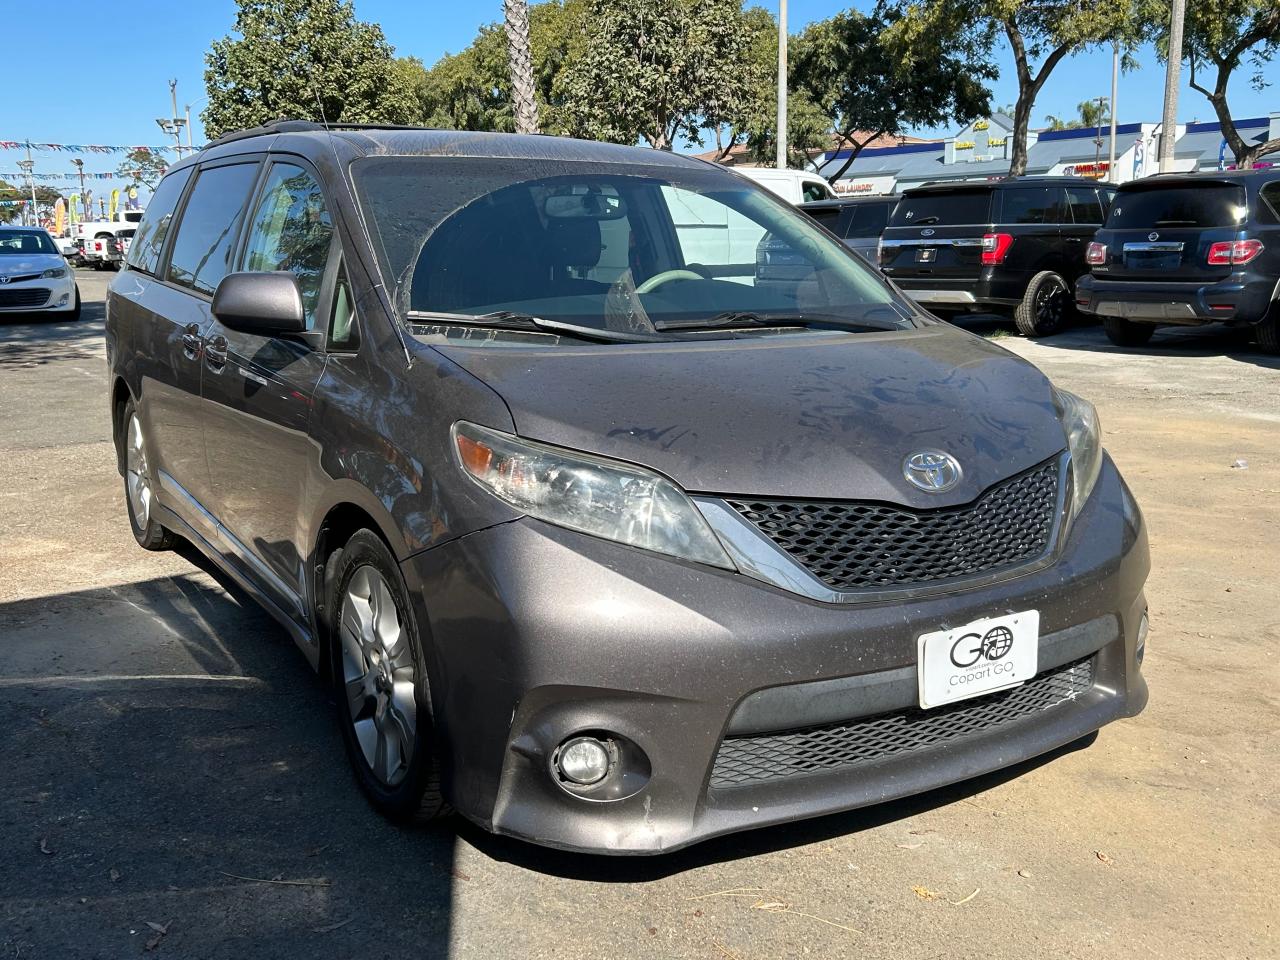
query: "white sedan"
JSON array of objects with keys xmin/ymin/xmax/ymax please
[{"xmin": 0, "ymin": 225, "xmax": 81, "ymax": 319}]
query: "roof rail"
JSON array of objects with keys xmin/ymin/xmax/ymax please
[{"xmin": 204, "ymin": 119, "xmax": 441, "ymax": 150}]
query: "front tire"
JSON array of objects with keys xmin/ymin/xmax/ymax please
[
  {"xmin": 329, "ymin": 530, "xmax": 447, "ymax": 822},
  {"xmin": 69, "ymin": 286, "xmax": 81, "ymax": 321},
  {"xmin": 1103, "ymin": 316, "xmax": 1156, "ymax": 348},
  {"xmin": 1015, "ymin": 271, "xmax": 1073, "ymax": 337},
  {"xmin": 120, "ymin": 400, "xmax": 174, "ymax": 550}
]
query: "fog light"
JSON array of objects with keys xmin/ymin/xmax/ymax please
[
  {"xmin": 557, "ymin": 736, "xmax": 611, "ymax": 785},
  {"xmin": 57, "ymin": 294, "xmax": 69, "ymax": 306},
  {"xmin": 1136, "ymin": 611, "xmax": 1149, "ymax": 664}
]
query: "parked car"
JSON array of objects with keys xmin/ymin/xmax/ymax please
[
  {"xmin": 733, "ymin": 166, "xmax": 837, "ymax": 204},
  {"xmin": 799, "ymin": 195, "xmax": 899, "ymax": 263},
  {"xmin": 0, "ymin": 225, "xmax": 81, "ymax": 319},
  {"xmin": 879, "ymin": 177, "xmax": 1116, "ymax": 337},
  {"xmin": 1075, "ymin": 170, "xmax": 1280, "ymax": 353},
  {"xmin": 106, "ymin": 121, "xmax": 1149, "ymax": 855}
]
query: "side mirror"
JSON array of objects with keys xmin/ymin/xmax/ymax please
[{"xmin": 211, "ymin": 271, "xmax": 306, "ymax": 335}]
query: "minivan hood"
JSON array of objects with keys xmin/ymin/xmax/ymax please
[{"xmin": 435, "ymin": 326, "xmax": 1066, "ymax": 507}]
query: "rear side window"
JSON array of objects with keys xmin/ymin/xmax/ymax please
[
  {"xmin": 167, "ymin": 162, "xmax": 260, "ymax": 295},
  {"xmin": 1107, "ymin": 184, "xmax": 1246, "ymax": 228},
  {"xmin": 1258, "ymin": 182, "xmax": 1280, "ymax": 225},
  {"xmin": 241, "ymin": 162, "xmax": 334, "ymax": 330},
  {"xmin": 844, "ymin": 201, "xmax": 892, "ymax": 238},
  {"xmin": 126, "ymin": 168, "xmax": 191, "ymax": 276},
  {"xmin": 1065, "ymin": 186, "xmax": 1104, "ymax": 224},
  {"xmin": 998, "ymin": 187, "xmax": 1063, "ymax": 225},
  {"xmin": 890, "ymin": 190, "xmax": 992, "ymax": 227}
]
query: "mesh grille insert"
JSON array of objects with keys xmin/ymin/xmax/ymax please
[
  {"xmin": 726, "ymin": 458, "xmax": 1060, "ymax": 592},
  {"xmin": 710, "ymin": 656, "xmax": 1095, "ymax": 788},
  {"xmin": 0, "ymin": 287, "xmax": 51, "ymax": 308}
]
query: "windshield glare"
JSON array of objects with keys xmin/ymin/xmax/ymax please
[
  {"xmin": 353, "ymin": 157, "xmax": 907, "ymax": 341},
  {"xmin": 0, "ymin": 231, "xmax": 58, "ymax": 255}
]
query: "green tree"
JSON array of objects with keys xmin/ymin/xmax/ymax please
[
  {"xmin": 202, "ymin": 0, "xmax": 414, "ymax": 139},
  {"xmin": 889, "ymin": 0, "xmax": 1140, "ymax": 175},
  {"xmin": 1152, "ymin": 0, "xmax": 1280, "ymax": 165},
  {"xmin": 116, "ymin": 147, "xmax": 169, "ymax": 189},
  {"xmin": 1045, "ymin": 98, "xmax": 1111, "ymax": 131},
  {"xmin": 799, "ymin": 6, "xmax": 994, "ymax": 183},
  {"xmin": 558, "ymin": 0, "xmax": 760, "ymax": 150}
]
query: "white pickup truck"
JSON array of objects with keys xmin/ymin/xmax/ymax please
[{"xmin": 72, "ymin": 210, "xmax": 143, "ymax": 270}]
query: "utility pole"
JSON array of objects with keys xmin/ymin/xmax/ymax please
[
  {"xmin": 1108, "ymin": 41, "xmax": 1119, "ymax": 182},
  {"xmin": 1158, "ymin": 0, "xmax": 1186, "ymax": 173},
  {"xmin": 19, "ymin": 145, "xmax": 37, "ymax": 227},
  {"xmin": 1092, "ymin": 96, "xmax": 1107, "ymax": 172},
  {"xmin": 776, "ymin": 0, "xmax": 787, "ymax": 170},
  {"xmin": 185, "ymin": 104, "xmax": 194, "ymax": 153}
]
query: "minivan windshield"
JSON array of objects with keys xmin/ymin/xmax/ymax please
[
  {"xmin": 352, "ymin": 156, "xmax": 912, "ymax": 342},
  {"xmin": 889, "ymin": 190, "xmax": 992, "ymax": 227},
  {"xmin": 1106, "ymin": 183, "xmax": 1246, "ymax": 228}
]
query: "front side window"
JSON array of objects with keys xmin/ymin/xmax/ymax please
[
  {"xmin": 802, "ymin": 180, "xmax": 831, "ymax": 203},
  {"xmin": 167, "ymin": 163, "xmax": 260, "ymax": 295},
  {"xmin": 241, "ymin": 162, "xmax": 334, "ymax": 329},
  {"xmin": 126, "ymin": 169, "xmax": 191, "ymax": 275},
  {"xmin": 353, "ymin": 156, "xmax": 907, "ymax": 344}
]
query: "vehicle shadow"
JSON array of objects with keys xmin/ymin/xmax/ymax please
[
  {"xmin": 0, "ymin": 295, "xmax": 106, "ymax": 368},
  {"xmin": 0, "ymin": 558, "xmax": 456, "ymax": 960}
]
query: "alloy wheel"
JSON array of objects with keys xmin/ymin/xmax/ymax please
[
  {"xmin": 339, "ymin": 565, "xmax": 417, "ymax": 787},
  {"xmin": 1036, "ymin": 279, "xmax": 1066, "ymax": 326},
  {"xmin": 125, "ymin": 414, "xmax": 153, "ymax": 528}
]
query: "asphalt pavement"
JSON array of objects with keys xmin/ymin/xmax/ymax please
[{"xmin": 1, "ymin": 270, "xmax": 1276, "ymax": 959}]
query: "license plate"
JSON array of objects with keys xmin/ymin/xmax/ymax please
[
  {"xmin": 917, "ymin": 610, "xmax": 1039, "ymax": 709},
  {"xmin": 915, "ymin": 248, "xmax": 936, "ymax": 262}
]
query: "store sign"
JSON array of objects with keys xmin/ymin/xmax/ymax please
[
  {"xmin": 834, "ymin": 176, "xmax": 895, "ymax": 196},
  {"xmin": 974, "ymin": 120, "xmax": 989, "ymax": 131},
  {"xmin": 1064, "ymin": 161, "xmax": 1110, "ymax": 179},
  {"xmin": 955, "ymin": 141, "xmax": 976, "ymax": 150}
]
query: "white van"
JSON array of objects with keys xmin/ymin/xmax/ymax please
[{"xmin": 733, "ymin": 167, "xmax": 836, "ymax": 204}]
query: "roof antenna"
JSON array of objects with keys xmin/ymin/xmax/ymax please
[{"xmin": 310, "ymin": 86, "xmax": 414, "ymax": 370}]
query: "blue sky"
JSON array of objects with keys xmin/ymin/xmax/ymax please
[{"xmin": 2, "ymin": 0, "xmax": 1275, "ymax": 187}]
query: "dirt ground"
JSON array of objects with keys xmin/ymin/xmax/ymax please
[{"xmin": 0, "ymin": 270, "xmax": 1276, "ymax": 959}]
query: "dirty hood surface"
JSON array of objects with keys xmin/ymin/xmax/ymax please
[{"xmin": 435, "ymin": 326, "xmax": 1067, "ymax": 507}]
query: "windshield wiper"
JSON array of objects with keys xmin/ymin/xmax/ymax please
[
  {"xmin": 908, "ymin": 216, "xmax": 941, "ymax": 225},
  {"xmin": 655, "ymin": 311, "xmax": 905, "ymax": 334},
  {"xmin": 406, "ymin": 310, "xmax": 664, "ymax": 344}
]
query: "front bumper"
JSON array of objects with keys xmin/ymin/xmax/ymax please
[
  {"xmin": 402, "ymin": 457, "xmax": 1149, "ymax": 854},
  {"xmin": 1075, "ymin": 272, "xmax": 1276, "ymax": 325},
  {"xmin": 0, "ymin": 274, "xmax": 76, "ymax": 313}
]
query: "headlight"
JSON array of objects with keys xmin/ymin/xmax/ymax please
[
  {"xmin": 1055, "ymin": 388, "xmax": 1102, "ymax": 520},
  {"xmin": 42, "ymin": 267, "xmax": 67, "ymax": 279},
  {"xmin": 453, "ymin": 421, "xmax": 733, "ymax": 569}
]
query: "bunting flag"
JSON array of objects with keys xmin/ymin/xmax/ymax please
[
  {"xmin": 0, "ymin": 171, "xmax": 131, "ymax": 180},
  {"xmin": 0, "ymin": 141, "xmax": 175, "ymax": 154}
]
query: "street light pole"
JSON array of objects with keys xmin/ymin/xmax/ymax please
[
  {"xmin": 19, "ymin": 146, "xmax": 38, "ymax": 227},
  {"xmin": 1159, "ymin": 0, "xmax": 1186, "ymax": 174},
  {"xmin": 71, "ymin": 158, "xmax": 86, "ymax": 221},
  {"xmin": 776, "ymin": 0, "xmax": 787, "ymax": 170},
  {"xmin": 1108, "ymin": 41, "xmax": 1119, "ymax": 182}
]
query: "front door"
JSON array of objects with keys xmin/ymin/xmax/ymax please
[{"xmin": 200, "ymin": 159, "xmax": 334, "ymax": 623}]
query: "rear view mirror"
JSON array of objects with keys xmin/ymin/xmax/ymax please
[
  {"xmin": 211, "ymin": 272, "xmax": 306, "ymax": 335},
  {"xmin": 543, "ymin": 190, "xmax": 626, "ymax": 220}
]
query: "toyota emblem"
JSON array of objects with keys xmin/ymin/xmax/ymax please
[
  {"xmin": 903, "ymin": 450, "xmax": 962, "ymax": 493},
  {"xmin": 0, "ymin": 276, "xmax": 9, "ymax": 285}
]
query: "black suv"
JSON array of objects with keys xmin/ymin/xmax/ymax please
[
  {"xmin": 798, "ymin": 195, "xmax": 898, "ymax": 263},
  {"xmin": 1075, "ymin": 170, "xmax": 1280, "ymax": 353},
  {"xmin": 879, "ymin": 177, "xmax": 1116, "ymax": 336}
]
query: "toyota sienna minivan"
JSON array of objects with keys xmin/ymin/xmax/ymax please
[{"xmin": 105, "ymin": 122, "xmax": 1150, "ymax": 854}]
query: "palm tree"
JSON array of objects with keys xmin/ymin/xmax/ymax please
[{"xmin": 503, "ymin": 0, "xmax": 540, "ymax": 134}]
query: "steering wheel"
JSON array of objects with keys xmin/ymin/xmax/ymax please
[{"xmin": 635, "ymin": 269, "xmax": 705, "ymax": 295}]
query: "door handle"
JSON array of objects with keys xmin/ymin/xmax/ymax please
[
  {"xmin": 205, "ymin": 335, "xmax": 228, "ymax": 372},
  {"xmin": 181, "ymin": 323, "xmax": 202, "ymax": 360}
]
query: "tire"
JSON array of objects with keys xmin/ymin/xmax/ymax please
[
  {"xmin": 119, "ymin": 399, "xmax": 174, "ymax": 551},
  {"xmin": 1257, "ymin": 304, "xmax": 1280, "ymax": 355},
  {"xmin": 329, "ymin": 529, "xmax": 448, "ymax": 822},
  {"xmin": 69, "ymin": 286, "xmax": 81, "ymax": 321},
  {"xmin": 1102, "ymin": 315, "xmax": 1156, "ymax": 348},
  {"xmin": 1014, "ymin": 270, "xmax": 1073, "ymax": 337}
]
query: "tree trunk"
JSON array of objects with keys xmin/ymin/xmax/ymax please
[
  {"xmin": 1190, "ymin": 54, "xmax": 1280, "ymax": 168},
  {"xmin": 503, "ymin": 0, "xmax": 539, "ymax": 135},
  {"xmin": 1003, "ymin": 19, "xmax": 1069, "ymax": 178}
]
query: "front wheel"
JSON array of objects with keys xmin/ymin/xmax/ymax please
[
  {"xmin": 329, "ymin": 530, "xmax": 447, "ymax": 823},
  {"xmin": 1103, "ymin": 316, "xmax": 1156, "ymax": 348},
  {"xmin": 1014, "ymin": 271, "xmax": 1073, "ymax": 337}
]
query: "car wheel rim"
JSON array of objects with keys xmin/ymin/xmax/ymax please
[
  {"xmin": 1037, "ymin": 281, "xmax": 1065, "ymax": 325},
  {"xmin": 125, "ymin": 414, "xmax": 152, "ymax": 528},
  {"xmin": 339, "ymin": 565, "xmax": 416, "ymax": 787}
]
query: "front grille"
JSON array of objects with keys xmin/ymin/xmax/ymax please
[
  {"xmin": 0, "ymin": 272, "xmax": 41, "ymax": 284},
  {"xmin": 726, "ymin": 457, "xmax": 1060, "ymax": 592},
  {"xmin": 710, "ymin": 656, "xmax": 1095, "ymax": 788},
  {"xmin": 0, "ymin": 287, "xmax": 50, "ymax": 308}
]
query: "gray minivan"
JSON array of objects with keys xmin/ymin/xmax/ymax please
[{"xmin": 105, "ymin": 122, "xmax": 1149, "ymax": 854}]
